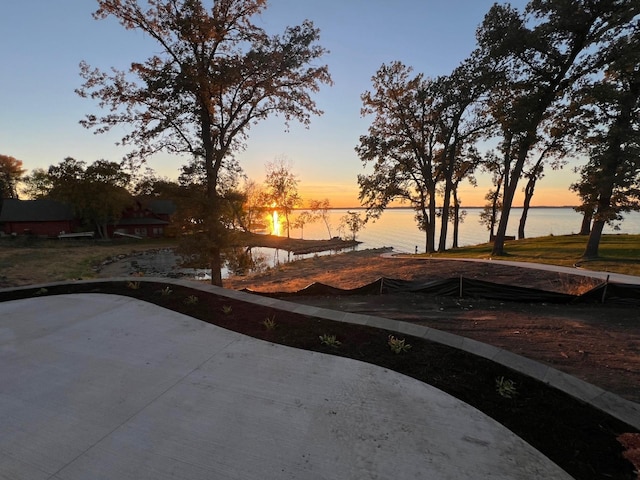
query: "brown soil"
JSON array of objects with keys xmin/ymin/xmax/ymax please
[
  {"xmin": 223, "ymin": 248, "xmax": 640, "ymax": 405},
  {"xmin": 0, "ymin": 279, "xmax": 637, "ymax": 480}
]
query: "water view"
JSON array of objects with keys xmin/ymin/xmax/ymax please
[{"xmin": 215, "ymin": 207, "xmax": 640, "ymax": 278}]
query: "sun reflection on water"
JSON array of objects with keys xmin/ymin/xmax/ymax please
[{"xmin": 272, "ymin": 210, "xmax": 281, "ymax": 236}]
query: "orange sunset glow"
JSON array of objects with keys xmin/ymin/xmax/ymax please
[{"xmin": 297, "ymin": 184, "xmax": 580, "ymax": 209}]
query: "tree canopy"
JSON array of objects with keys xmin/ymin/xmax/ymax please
[
  {"xmin": 356, "ymin": 0, "xmax": 639, "ymax": 254},
  {"xmin": 261, "ymin": 159, "xmax": 302, "ymax": 239},
  {"xmin": 77, "ymin": 0, "xmax": 331, "ymax": 285},
  {"xmin": 477, "ymin": 0, "xmax": 639, "ymax": 255},
  {"xmin": 26, "ymin": 157, "xmax": 133, "ymax": 238},
  {"xmin": 0, "ymin": 154, "xmax": 26, "ymax": 200},
  {"xmin": 570, "ymin": 25, "xmax": 640, "ymax": 258},
  {"xmin": 356, "ymin": 61, "xmax": 486, "ymax": 252}
]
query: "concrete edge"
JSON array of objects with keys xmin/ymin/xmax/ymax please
[{"xmin": 3, "ymin": 276, "xmax": 639, "ymax": 431}]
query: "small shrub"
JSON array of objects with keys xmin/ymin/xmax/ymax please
[
  {"xmin": 184, "ymin": 295, "xmax": 199, "ymax": 305},
  {"xmin": 34, "ymin": 287, "xmax": 48, "ymax": 296},
  {"xmin": 495, "ymin": 376, "xmax": 518, "ymax": 399},
  {"xmin": 388, "ymin": 335, "xmax": 412, "ymax": 354},
  {"xmin": 159, "ymin": 286, "xmax": 173, "ymax": 296},
  {"xmin": 319, "ymin": 334, "xmax": 341, "ymax": 348},
  {"xmin": 262, "ymin": 315, "xmax": 277, "ymax": 330},
  {"xmin": 222, "ymin": 305, "xmax": 233, "ymax": 315},
  {"xmin": 127, "ymin": 281, "xmax": 141, "ymax": 290}
]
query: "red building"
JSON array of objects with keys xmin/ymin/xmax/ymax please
[
  {"xmin": 110, "ymin": 199, "xmax": 176, "ymax": 238},
  {"xmin": 0, "ymin": 198, "xmax": 176, "ymax": 238},
  {"xmin": 0, "ymin": 199, "xmax": 77, "ymax": 237}
]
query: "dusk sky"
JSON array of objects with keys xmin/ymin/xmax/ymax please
[{"xmin": 1, "ymin": 0, "xmax": 579, "ymax": 208}]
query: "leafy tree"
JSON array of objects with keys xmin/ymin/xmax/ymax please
[
  {"xmin": 261, "ymin": 159, "xmax": 302, "ymax": 239},
  {"xmin": 357, "ymin": 62, "xmax": 440, "ymax": 252},
  {"xmin": 0, "ymin": 154, "xmax": 26, "ymax": 201},
  {"xmin": 292, "ymin": 210, "xmax": 314, "ymax": 239},
  {"xmin": 142, "ymin": 177, "xmax": 203, "ymax": 239},
  {"xmin": 357, "ymin": 59, "xmax": 489, "ymax": 252},
  {"xmin": 338, "ymin": 210, "xmax": 365, "ymax": 241},
  {"xmin": 570, "ymin": 28, "xmax": 640, "ymax": 259},
  {"xmin": 309, "ymin": 198, "xmax": 332, "ymax": 238},
  {"xmin": 46, "ymin": 157, "xmax": 87, "ymax": 202},
  {"xmin": 432, "ymin": 57, "xmax": 492, "ymax": 251},
  {"xmin": 77, "ymin": 0, "xmax": 331, "ymax": 286},
  {"xmin": 477, "ymin": 0, "xmax": 639, "ymax": 256},
  {"xmin": 44, "ymin": 158, "xmax": 133, "ymax": 238},
  {"xmin": 21, "ymin": 168, "xmax": 53, "ymax": 199},
  {"xmin": 240, "ymin": 179, "xmax": 267, "ymax": 233}
]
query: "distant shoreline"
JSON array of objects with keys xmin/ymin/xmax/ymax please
[
  {"xmin": 293, "ymin": 205, "xmax": 579, "ymax": 210},
  {"xmin": 231, "ymin": 232, "xmax": 360, "ymax": 255}
]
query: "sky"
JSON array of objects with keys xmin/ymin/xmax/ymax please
[{"xmin": 0, "ymin": 0, "xmax": 581, "ymax": 208}]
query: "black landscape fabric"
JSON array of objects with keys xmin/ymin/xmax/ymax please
[{"xmin": 244, "ymin": 276, "xmax": 640, "ymax": 306}]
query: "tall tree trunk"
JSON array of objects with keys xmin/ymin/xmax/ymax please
[
  {"xmin": 580, "ymin": 97, "xmax": 630, "ymax": 258},
  {"xmin": 201, "ymin": 104, "xmax": 225, "ymax": 287},
  {"xmin": 518, "ymin": 153, "xmax": 546, "ymax": 239},
  {"xmin": 579, "ymin": 211, "xmax": 592, "ymax": 235},
  {"xmin": 582, "ymin": 219, "xmax": 605, "ymax": 259},
  {"xmin": 518, "ymin": 174, "xmax": 536, "ymax": 239},
  {"xmin": 427, "ymin": 195, "xmax": 437, "ymax": 253},
  {"xmin": 492, "ymin": 136, "xmax": 531, "ymax": 255},
  {"xmin": 488, "ymin": 183, "xmax": 502, "ymax": 241},
  {"xmin": 438, "ymin": 179, "xmax": 453, "ymax": 252},
  {"xmin": 209, "ymin": 245, "xmax": 223, "ymax": 286},
  {"xmin": 452, "ymin": 188, "xmax": 460, "ymax": 249}
]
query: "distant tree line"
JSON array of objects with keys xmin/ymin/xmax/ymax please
[{"xmin": 17, "ymin": 154, "xmax": 353, "ymax": 254}]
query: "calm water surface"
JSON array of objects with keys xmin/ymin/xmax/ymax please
[
  {"xmin": 295, "ymin": 207, "xmax": 640, "ymax": 254},
  {"xmin": 215, "ymin": 207, "xmax": 640, "ymax": 278}
]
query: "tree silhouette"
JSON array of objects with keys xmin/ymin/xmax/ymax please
[{"xmin": 77, "ymin": 0, "xmax": 331, "ymax": 285}]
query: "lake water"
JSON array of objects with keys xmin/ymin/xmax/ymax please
[
  {"xmin": 216, "ymin": 207, "xmax": 640, "ymax": 277},
  {"xmin": 291, "ymin": 207, "xmax": 640, "ymax": 254}
]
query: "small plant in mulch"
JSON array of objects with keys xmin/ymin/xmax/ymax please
[
  {"xmin": 262, "ymin": 315, "xmax": 277, "ymax": 331},
  {"xmin": 127, "ymin": 281, "xmax": 141, "ymax": 290},
  {"xmin": 34, "ymin": 287, "xmax": 48, "ymax": 296},
  {"xmin": 184, "ymin": 295, "xmax": 199, "ymax": 305},
  {"xmin": 495, "ymin": 376, "xmax": 518, "ymax": 399},
  {"xmin": 157, "ymin": 286, "xmax": 173, "ymax": 296},
  {"xmin": 319, "ymin": 334, "xmax": 341, "ymax": 348},
  {"xmin": 387, "ymin": 335, "xmax": 412, "ymax": 354},
  {"xmin": 222, "ymin": 305, "xmax": 233, "ymax": 315}
]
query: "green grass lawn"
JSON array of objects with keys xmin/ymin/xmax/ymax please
[{"xmin": 428, "ymin": 233, "xmax": 640, "ymax": 276}]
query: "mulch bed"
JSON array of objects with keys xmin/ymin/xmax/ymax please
[{"xmin": 1, "ymin": 280, "xmax": 638, "ymax": 480}]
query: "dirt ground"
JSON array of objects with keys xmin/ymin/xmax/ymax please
[{"xmin": 223, "ymin": 248, "xmax": 640, "ymax": 404}]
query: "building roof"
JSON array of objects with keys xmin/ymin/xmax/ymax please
[
  {"xmin": 149, "ymin": 199, "xmax": 177, "ymax": 216},
  {"xmin": 116, "ymin": 217, "xmax": 169, "ymax": 226},
  {"xmin": 0, "ymin": 199, "xmax": 74, "ymax": 222}
]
